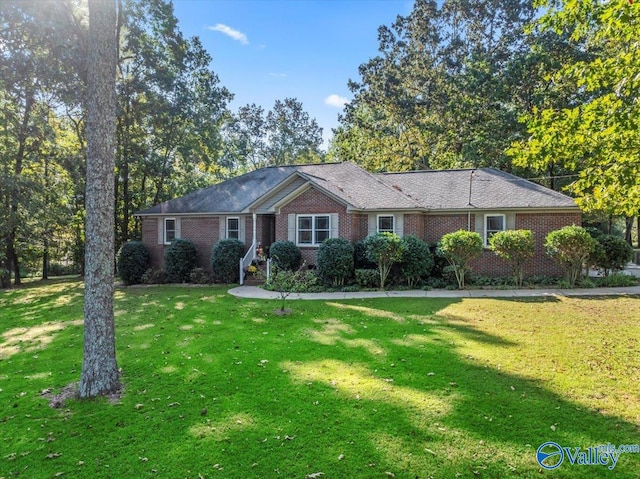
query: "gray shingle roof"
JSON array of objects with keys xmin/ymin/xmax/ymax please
[
  {"xmin": 137, "ymin": 166, "xmax": 298, "ymax": 215},
  {"xmin": 378, "ymin": 168, "xmax": 577, "ymax": 210},
  {"xmin": 136, "ymin": 163, "xmax": 577, "ymax": 215}
]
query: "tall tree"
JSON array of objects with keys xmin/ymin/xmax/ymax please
[
  {"xmin": 80, "ymin": 0, "xmax": 119, "ymax": 398},
  {"xmin": 222, "ymin": 98, "xmax": 324, "ymax": 170},
  {"xmin": 511, "ymin": 1, "xmax": 640, "ymax": 223},
  {"xmin": 331, "ymin": 0, "xmax": 538, "ymax": 172},
  {"xmin": 0, "ymin": 1, "xmax": 87, "ymax": 284},
  {"xmin": 115, "ymin": 0, "xmax": 231, "ymax": 247}
]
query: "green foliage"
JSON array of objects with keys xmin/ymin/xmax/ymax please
[
  {"xmin": 265, "ymin": 267, "xmax": 318, "ymax": 311},
  {"xmin": 353, "ymin": 240, "xmax": 376, "ymax": 269},
  {"xmin": 364, "ymin": 232, "xmax": 406, "ymax": 290},
  {"xmin": 589, "ymin": 234, "xmax": 633, "ymax": 277},
  {"xmin": 164, "ymin": 239, "xmax": 198, "ymax": 283},
  {"xmin": 141, "ymin": 268, "xmax": 169, "ymax": 285},
  {"xmin": 512, "ymin": 1, "xmax": 640, "ymax": 217},
  {"xmin": 595, "ymin": 272, "xmax": 638, "ymax": 288},
  {"xmin": 210, "ymin": 239, "xmax": 245, "ymax": 284},
  {"xmin": 489, "ymin": 230, "xmax": 535, "ymax": 287},
  {"xmin": 354, "ymin": 269, "xmax": 379, "ymax": 289},
  {"xmin": 438, "ymin": 230, "xmax": 484, "ymax": 290},
  {"xmin": 189, "ymin": 267, "xmax": 214, "ymax": 284},
  {"xmin": 331, "ymin": 0, "xmax": 537, "ymax": 172},
  {"xmin": 317, "ymin": 238, "xmax": 354, "ymax": 286},
  {"xmin": 223, "ymin": 98, "xmax": 324, "ymax": 170},
  {"xmin": 545, "ymin": 225, "xmax": 597, "ymax": 287},
  {"xmin": 269, "ymin": 240, "xmax": 301, "ymax": 271},
  {"xmin": 398, "ymin": 235, "xmax": 433, "ymax": 288},
  {"xmin": 117, "ymin": 241, "xmax": 151, "ymax": 285}
]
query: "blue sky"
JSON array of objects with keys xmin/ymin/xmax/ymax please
[{"xmin": 171, "ymin": 0, "xmax": 415, "ymax": 149}]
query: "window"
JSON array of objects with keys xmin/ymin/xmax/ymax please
[
  {"xmin": 377, "ymin": 215, "xmax": 394, "ymax": 233},
  {"xmin": 164, "ymin": 218, "xmax": 176, "ymax": 244},
  {"xmin": 227, "ymin": 217, "xmax": 239, "ymax": 240},
  {"xmin": 484, "ymin": 214, "xmax": 505, "ymax": 245},
  {"xmin": 297, "ymin": 215, "xmax": 330, "ymax": 246}
]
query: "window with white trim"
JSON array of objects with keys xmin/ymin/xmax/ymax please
[
  {"xmin": 226, "ymin": 217, "xmax": 239, "ymax": 240},
  {"xmin": 297, "ymin": 215, "xmax": 330, "ymax": 246},
  {"xmin": 484, "ymin": 214, "xmax": 505, "ymax": 246},
  {"xmin": 377, "ymin": 215, "xmax": 394, "ymax": 233},
  {"xmin": 164, "ymin": 218, "xmax": 176, "ymax": 244}
]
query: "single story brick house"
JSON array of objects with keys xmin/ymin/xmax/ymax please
[{"xmin": 135, "ymin": 162, "xmax": 580, "ymax": 280}]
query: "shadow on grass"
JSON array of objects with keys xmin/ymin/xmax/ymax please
[{"xmin": 2, "ymin": 284, "xmax": 639, "ymax": 478}]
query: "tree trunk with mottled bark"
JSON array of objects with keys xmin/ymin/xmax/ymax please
[{"xmin": 79, "ymin": 0, "xmax": 120, "ymax": 399}]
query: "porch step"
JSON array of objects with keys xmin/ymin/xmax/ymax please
[{"xmin": 243, "ymin": 277, "xmax": 265, "ymax": 286}]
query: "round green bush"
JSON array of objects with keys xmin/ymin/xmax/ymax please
[
  {"xmin": 545, "ymin": 225, "xmax": 596, "ymax": 287},
  {"xmin": 590, "ymin": 234, "xmax": 633, "ymax": 276},
  {"xmin": 399, "ymin": 235, "xmax": 433, "ymax": 288},
  {"xmin": 353, "ymin": 240, "xmax": 376, "ymax": 270},
  {"xmin": 317, "ymin": 238, "xmax": 354, "ymax": 286},
  {"xmin": 164, "ymin": 238, "xmax": 198, "ymax": 283},
  {"xmin": 269, "ymin": 240, "xmax": 301, "ymax": 271},
  {"xmin": 211, "ymin": 239, "xmax": 245, "ymax": 283},
  {"xmin": 117, "ymin": 241, "xmax": 151, "ymax": 285}
]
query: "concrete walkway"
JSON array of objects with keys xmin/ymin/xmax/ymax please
[{"xmin": 229, "ymin": 284, "xmax": 640, "ymax": 300}]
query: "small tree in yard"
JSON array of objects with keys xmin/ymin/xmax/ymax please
[
  {"xmin": 399, "ymin": 235, "xmax": 433, "ymax": 288},
  {"xmin": 438, "ymin": 230, "xmax": 483, "ymax": 289},
  {"xmin": 364, "ymin": 232, "xmax": 406, "ymax": 290},
  {"xmin": 489, "ymin": 230, "xmax": 535, "ymax": 287},
  {"xmin": 545, "ymin": 225, "xmax": 596, "ymax": 287},
  {"xmin": 317, "ymin": 238, "xmax": 354, "ymax": 286}
]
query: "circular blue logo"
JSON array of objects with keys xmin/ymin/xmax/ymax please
[{"xmin": 537, "ymin": 442, "xmax": 564, "ymax": 470}]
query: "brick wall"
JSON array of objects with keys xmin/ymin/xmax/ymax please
[
  {"xmin": 141, "ymin": 217, "xmax": 164, "ymax": 269},
  {"xmin": 424, "ymin": 214, "xmax": 470, "ymax": 243},
  {"xmin": 277, "ymin": 186, "xmax": 350, "ymax": 266},
  {"xmin": 180, "ymin": 217, "xmax": 219, "ymax": 269},
  {"xmin": 404, "ymin": 213, "xmax": 425, "ymax": 237}
]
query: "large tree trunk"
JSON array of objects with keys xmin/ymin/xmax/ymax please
[{"xmin": 79, "ymin": 0, "xmax": 119, "ymax": 399}]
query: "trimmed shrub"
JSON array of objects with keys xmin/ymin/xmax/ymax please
[
  {"xmin": 489, "ymin": 229, "xmax": 535, "ymax": 287},
  {"xmin": 364, "ymin": 232, "xmax": 406, "ymax": 290},
  {"xmin": 189, "ymin": 268, "xmax": 215, "ymax": 284},
  {"xmin": 545, "ymin": 225, "xmax": 596, "ymax": 287},
  {"xmin": 355, "ymin": 269, "xmax": 379, "ymax": 289},
  {"xmin": 269, "ymin": 240, "xmax": 301, "ymax": 271},
  {"xmin": 399, "ymin": 235, "xmax": 433, "ymax": 288},
  {"xmin": 117, "ymin": 241, "xmax": 151, "ymax": 285},
  {"xmin": 211, "ymin": 239, "xmax": 245, "ymax": 283},
  {"xmin": 317, "ymin": 238, "xmax": 354, "ymax": 286},
  {"xmin": 353, "ymin": 240, "xmax": 376, "ymax": 270},
  {"xmin": 164, "ymin": 239, "xmax": 198, "ymax": 283},
  {"xmin": 437, "ymin": 230, "xmax": 483, "ymax": 289},
  {"xmin": 141, "ymin": 268, "xmax": 169, "ymax": 284},
  {"xmin": 589, "ymin": 234, "xmax": 633, "ymax": 277}
]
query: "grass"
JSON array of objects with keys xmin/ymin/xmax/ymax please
[{"xmin": 1, "ymin": 279, "xmax": 640, "ymax": 478}]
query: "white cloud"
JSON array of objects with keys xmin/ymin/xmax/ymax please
[
  {"xmin": 269, "ymin": 72, "xmax": 287, "ymax": 78},
  {"xmin": 206, "ymin": 23, "xmax": 248, "ymax": 45},
  {"xmin": 324, "ymin": 94, "xmax": 348, "ymax": 108}
]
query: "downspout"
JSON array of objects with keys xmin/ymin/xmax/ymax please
[{"xmin": 467, "ymin": 169, "xmax": 476, "ymax": 231}]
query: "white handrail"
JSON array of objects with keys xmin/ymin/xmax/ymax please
[{"xmin": 239, "ymin": 241, "xmax": 256, "ymax": 285}]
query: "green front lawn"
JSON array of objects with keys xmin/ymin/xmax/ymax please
[{"xmin": 1, "ymin": 279, "xmax": 639, "ymax": 478}]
